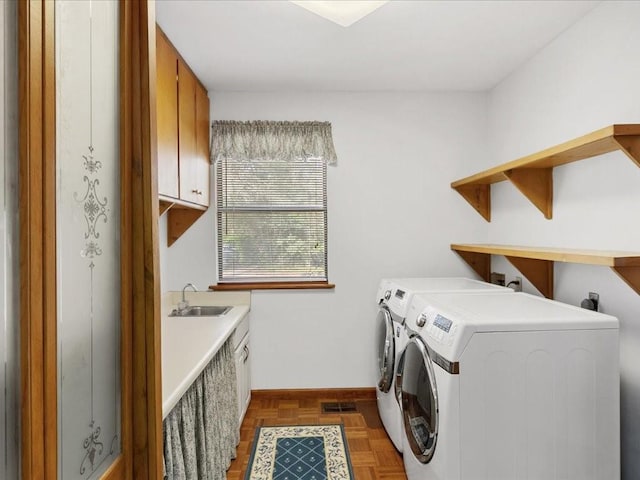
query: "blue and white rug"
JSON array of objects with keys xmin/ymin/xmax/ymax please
[{"xmin": 244, "ymin": 425, "xmax": 354, "ymax": 480}]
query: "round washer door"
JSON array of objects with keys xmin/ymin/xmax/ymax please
[
  {"xmin": 375, "ymin": 306, "xmax": 395, "ymax": 392},
  {"xmin": 398, "ymin": 336, "xmax": 439, "ymax": 463}
]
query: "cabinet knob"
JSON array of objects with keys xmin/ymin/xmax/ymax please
[{"xmin": 191, "ymin": 189, "xmax": 203, "ymax": 195}]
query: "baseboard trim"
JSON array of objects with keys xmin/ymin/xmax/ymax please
[{"xmin": 251, "ymin": 387, "xmax": 376, "ymax": 401}]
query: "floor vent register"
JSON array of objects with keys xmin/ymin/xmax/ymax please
[{"xmin": 321, "ymin": 402, "xmax": 357, "ymax": 413}]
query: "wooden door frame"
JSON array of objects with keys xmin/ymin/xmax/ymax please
[
  {"xmin": 120, "ymin": 0, "xmax": 163, "ymax": 478},
  {"xmin": 18, "ymin": 0, "xmax": 162, "ymax": 478}
]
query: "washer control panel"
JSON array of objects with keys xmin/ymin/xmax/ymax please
[
  {"xmin": 420, "ymin": 307, "xmax": 456, "ymax": 345},
  {"xmin": 433, "ymin": 314, "xmax": 452, "ymax": 333},
  {"xmin": 384, "ymin": 287, "xmax": 412, "ymax": 317}
]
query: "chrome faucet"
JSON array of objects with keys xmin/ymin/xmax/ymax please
[{"xmin": 179, "ymin": 283, "xmax": 198, "ymax": 312}]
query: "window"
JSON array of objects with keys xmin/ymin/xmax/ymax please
[{"xmin": 216, "ymin": 156, "xmax": 328, "ymax": 284}]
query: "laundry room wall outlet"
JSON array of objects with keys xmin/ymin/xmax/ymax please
[{"xmin": 490, "ymin": 272, "xmax": 505, "ymax": 286}]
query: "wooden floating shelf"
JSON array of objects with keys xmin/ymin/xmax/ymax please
[
  {"xmin": 451, "ymin": 243, "xmax": 640, "ymax": 299},
  {"xmin": 159, "ymin": 195, "xmax": 208, "ymax": 246},
  {"xmin": 451, "ymin": 124, "xmax": 640, "ymax": 221}
]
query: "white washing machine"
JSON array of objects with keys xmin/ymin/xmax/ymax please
[
  {"xmin": 398, "ymin": 291, "xmax": 620, "ymax": 480},
  {"xmin": 374, "ymin": 278, "xmax": 510, "ymax": 452}
]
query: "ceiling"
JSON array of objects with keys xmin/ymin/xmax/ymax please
[{"xmin": 156, "ymin": 0, "xmax": 600, "ymax": 93}]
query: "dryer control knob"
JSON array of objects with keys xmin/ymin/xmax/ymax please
[
  {"xmin": 417, "ymin": 313, "xmax": 427, "ymax": 327},
  {"xmin": 384, "ymin": 290, "xmax": 392, "ymax": 301}
]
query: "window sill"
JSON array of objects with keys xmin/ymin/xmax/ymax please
[{"xmin": 209, "ymin": 282, "xmax": 335, "ymax": 291}]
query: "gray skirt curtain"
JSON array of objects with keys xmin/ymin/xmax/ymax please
[{"xmin": 163, "ymin": 337, "xmax": 239, "ymax": 479}]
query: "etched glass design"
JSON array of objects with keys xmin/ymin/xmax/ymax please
[{"xmin": 55, "ymin": 1, "xmax": 121, "ymax": 478}]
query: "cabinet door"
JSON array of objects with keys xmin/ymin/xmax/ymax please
[
  {"xmin": 235, "ymin": 334, "xmax": 251, "ymax": 425},
  {"xmin": 242, "ymin": 338, "xmax": 252, "ymax": 417},
  {"xmin": 156, "ymin": 29, "xmax": 179, "ymax": 198},
  {"xmin": 234, "ymin": 342, "xmax": 246, "ymax": 426},
  {"xmin": 178, "ymin": 60, "xmax": 199, "ymax": 204},
  {"xmin": 194, "ymin": 82, "xmax": 210, "ymax": 207}
]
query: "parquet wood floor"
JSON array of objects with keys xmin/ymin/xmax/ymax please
[{"xmin": 226, "ymin": 388, "xmax": 407, "ymax": 480}]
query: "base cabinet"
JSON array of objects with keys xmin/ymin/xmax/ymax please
[{"xmin": 234, "ymin": 332, "xmax": 251, "ymax": 425}]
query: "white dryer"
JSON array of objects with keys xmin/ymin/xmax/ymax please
[
  {"xmin": 398, "ymin": 291, "xmax": 620, "ymax": 480},
  {"xmin": 374, "ymin": 278, "xmax": 510, "ymax": 452}
]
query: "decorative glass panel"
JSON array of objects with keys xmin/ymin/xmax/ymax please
[
  {"xmin": 1, "ymin": 3, "xmax": 19, "ymax": 478},
  {"xmin": 56, "ymin": 1, "xmax": 121, "ymax": 478}
]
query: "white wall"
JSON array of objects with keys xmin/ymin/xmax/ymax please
[
  {"xmin": 160, "ymin": 92, "xmax": 488, "ymax": 388},
  {"xmin": 2, "ymin": 1, "xmax": 19, "ymax": 478},
  {"xmin": 485, "ymin": 2, "xmax": 640, "ymax": 478}
]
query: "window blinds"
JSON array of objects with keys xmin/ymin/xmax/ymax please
[{"xmin": 217, "ymin": 156, "xmax": 328, "ymax": 282}]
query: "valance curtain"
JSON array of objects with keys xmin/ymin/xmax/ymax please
[{"xmin": 210, "ymin": 120, "xmax": 338, "ymax": 165}]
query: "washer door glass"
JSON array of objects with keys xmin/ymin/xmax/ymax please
[
  {"xmin": 399, "ymin": 336, "xmax": 439, "ymax": 463},
  {"xmin": 376, "ymin": 306, "xmax": 395, "ymax": 392}
]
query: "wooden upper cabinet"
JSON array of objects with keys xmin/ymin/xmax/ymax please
[
  {"xmin": 178, "ymin": 60, "xmax": 200, "ymax": 204},
  {"xmin": 195, "ymin": 82, "xmax": 211, "ymax": 207},
  {"xmin": 156, "ymin": 25, "xmax": 210, "ymax": 210},
  {"xmin": 156, "ymin": 28, "xmax": 179, "ymax": 198}
]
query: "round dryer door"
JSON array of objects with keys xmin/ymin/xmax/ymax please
[
  {"xmin": 376, "ymin": 306, "xmax": 395, "ymax": 393},
  {"xmin": 398, "ymin": 336, "xmax": 439, "ymax": 464}
]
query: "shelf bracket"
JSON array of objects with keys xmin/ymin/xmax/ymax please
[
  {"xmin": 505, "ymin": 168, "xmax": 553, "ymax": 219},
  {"xmin": 159, "ymin": 199, "xmax": 175, "ymax": 216},
  {"xmin": 453, "ymin": 249, "xmax": 491, "ymax": 282},
  {"xmin": 167, "ymin": 208, "xmax": 206, "ymax": 246},
  {"xmin": 453, "ymin": 184, "xmax": 491, "ymax": 222},
  {"xmin": 613, "ymin": 134, "xmax": 640, "ymax": 168},
  {"xmin": 611, "ymin": 266, "xmax": 640, "ymax": 295},
  {"xmin": 504, "ymin": 256, "xmax": 554, "ymax": 299}
]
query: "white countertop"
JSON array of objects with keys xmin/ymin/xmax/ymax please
[{"xmin": 161, "ymin": 291, "xmax": 250, "ymax": 419}]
